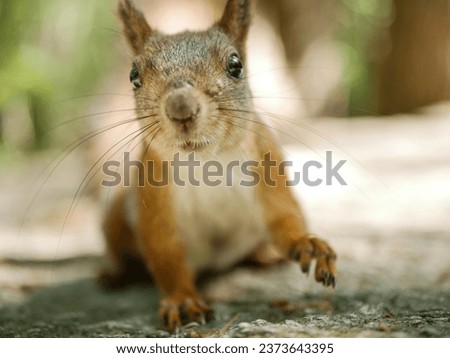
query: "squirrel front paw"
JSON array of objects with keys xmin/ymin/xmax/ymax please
[
  {"xmin": 290, "ymin": 234, "xmax": 337, "ymax": 287},
  {"xmin": 159, "ymin": 294, "xmax": 214, "ymax": 333}
]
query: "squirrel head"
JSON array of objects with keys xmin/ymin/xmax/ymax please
[{"xmin": 118, "ymin": 0, "xmax": 256, "ymax": 154}]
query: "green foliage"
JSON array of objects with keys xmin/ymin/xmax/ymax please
[{"xmin": 0, "ymin": 0, "xmax": 118, "ymax": 151}]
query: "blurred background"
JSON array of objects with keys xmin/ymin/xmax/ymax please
[
  {"xmin": 2, "ymin": 0, "xmax": 450, "ymax": 152},
  {"xmin": 0, "ymin": 0, "xmax": 449, "ymax": 333}
]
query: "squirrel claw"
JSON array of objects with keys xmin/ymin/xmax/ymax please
[
  {"xmin": 291, "ymin": 234, "xmax": 337, "ymax": 288},
  {"xmin": 159, "ymin": 295, "xmax": 213, "ymax": 333}
]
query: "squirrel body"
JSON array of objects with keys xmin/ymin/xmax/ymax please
[
  {"xmin": 99, "ymin": 0, "xmax": 337, "ymax": 332},
  {"xmin": 120, "ymin": 145, "xmax": 269, "ymax": 273},
  {"xmin": 169, "ymin": 149, "xmax": 269, "ymax": 272}
]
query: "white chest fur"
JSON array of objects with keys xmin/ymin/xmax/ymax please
[{"xmin": 170, "ymin": 149, "xmax": 269, "ymax": 273}]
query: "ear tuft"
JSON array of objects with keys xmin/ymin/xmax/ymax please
[
  {"xmin": 218, "ymin": 0, "xmax": 252, "ymax": 58},
  {"xmin": 118, "ymin": 0, "xmax": 153, "ymax": 55}
]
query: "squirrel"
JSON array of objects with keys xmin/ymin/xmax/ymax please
[{"xmin": 98, "ymin": 0, "xmax": 337, "ymax": 332}]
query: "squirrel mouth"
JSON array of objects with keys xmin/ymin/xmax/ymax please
[{"xmin": 178, "ymin": 139, "xmax": 212, "ymax": 151}]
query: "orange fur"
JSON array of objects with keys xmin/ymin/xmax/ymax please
[
  {"xmin": 136, "ymin": 148, "xmax": 206, "ymax": 321},
  {"xmin": 255, "ymin": 125, "xmax": 337, "ymax": 284}
]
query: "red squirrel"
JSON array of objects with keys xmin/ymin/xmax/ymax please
[{"xmin": 98, "ymin": 0, "xmax": 337, "ymax": 332}]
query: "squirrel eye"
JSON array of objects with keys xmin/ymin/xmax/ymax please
[
  {"xmin": 129, "ymin": 65, "xmax": 142, "ymax": 89},
  {"xmin": 227, "ymin": 53, "xmax": 243, "ymax": 79}
]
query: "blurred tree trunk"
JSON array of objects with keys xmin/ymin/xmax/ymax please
[
  {"xmin": 377, "ymin": 0, "xmax": 450, "ymax": 114},
  {"xmin": 258, "ymin": 0, "xmax": 336, "ymax": 65}
]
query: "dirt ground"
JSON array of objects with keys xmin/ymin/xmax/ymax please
[{"xmin": 1, "ymin": 105, "xmax": 449, "ymax": 337}]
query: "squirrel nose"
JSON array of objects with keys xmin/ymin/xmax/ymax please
[{"xmin": 165, "ymin": 88, "xmax": 199, "ymax": 124}]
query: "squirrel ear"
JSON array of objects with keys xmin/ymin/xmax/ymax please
[
  {"xmin": 218, "ymin": 0, "xmax": 252, "ymax": 57},
  {"xmin": 118, "ymin": 0, "xmax": 153, "ymax": 55}
]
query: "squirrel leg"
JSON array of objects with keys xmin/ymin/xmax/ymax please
[
  {"xmin": 98, "ymin": 190, "xmax": 150, "ymax": 289},
  {"xmin": 256, "ymin": 131, "xmax": 337, "ymax": 287},
  {"xmin": 136, "ymin": 184, "xmax": 213, "ymax": 332}
]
